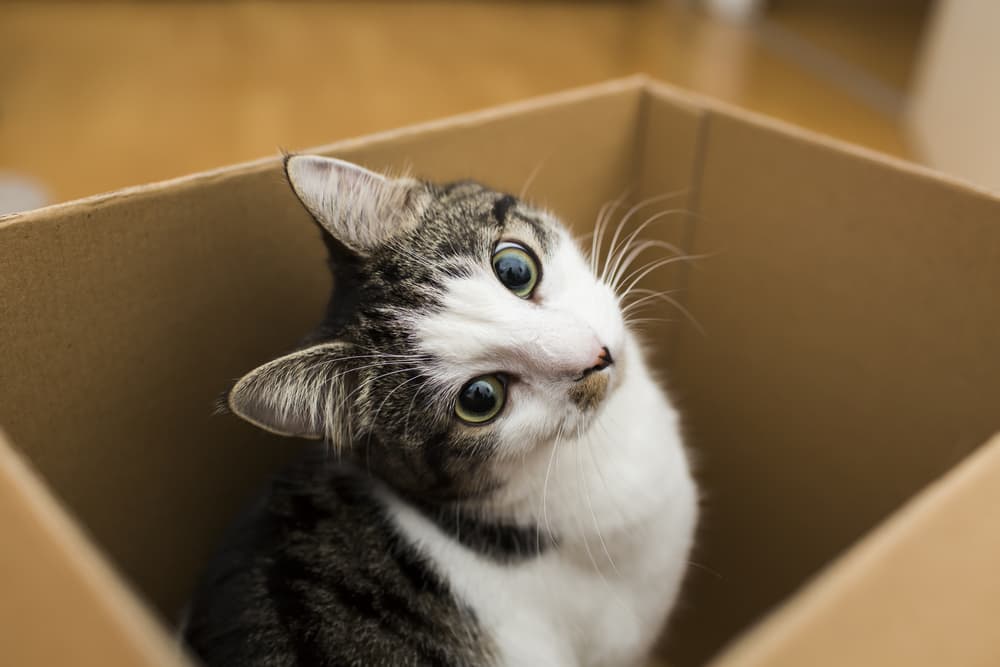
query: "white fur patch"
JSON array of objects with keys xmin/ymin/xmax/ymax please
[
  {"xmin": 387, "ymin": 342, "xmax": 697, "ymax": 666},
  {"xmin": 413, "ymin": 227, "xmax": 628, "ymax": 452},
  {"xmin": 399, "ymin": 229, "xmax": 698, "ymax": 665}
]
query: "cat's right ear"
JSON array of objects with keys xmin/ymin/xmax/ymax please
[
  {"xmin": 227, "ymin": 342, "xmax": 355, "ymax": 440},
  {"xmin": 284, "ymin": 154, "xmax": 425, "ymax": 255}
]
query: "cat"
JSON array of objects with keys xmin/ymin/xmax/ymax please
[{"xmin": 183, "ymin": 155, "xmax": 698, "ymax": 667}]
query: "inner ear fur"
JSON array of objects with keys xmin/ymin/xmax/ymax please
[
  {"xmin": 227, "ymin": 341, "xmax": 355, "ymax": 441},
  {"xmin": 284, "ymin": 154, "xmax": 426, "ymax": 255}
]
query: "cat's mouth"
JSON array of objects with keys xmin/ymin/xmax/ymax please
[
  {"xmin": 568, "ymin": 372, "xmax": 611, "ymax": 412},
  {"xmin": 567, "ymin": 345, "xmax": 617, "ymax": 413}
]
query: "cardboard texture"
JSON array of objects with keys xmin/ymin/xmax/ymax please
[
  {"xmin": 0, "ymin": 429, "xmax": 186, "ymax": 667},
  {"xmin": 2, "ymin": 76, "xmax": 1000, "ymax": 666},
  {"xmin": 713, "ymin": 432, "xmax": 1000, "ymax": 667}
]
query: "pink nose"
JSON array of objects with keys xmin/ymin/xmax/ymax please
[{"xmin": 579, "ymin": 346, "xmax": 613, "ymax": 379}]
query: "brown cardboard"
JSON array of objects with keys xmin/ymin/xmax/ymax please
[
  {"xmin": 2, "ymin": 76, "xmax": 1000, "ymax": 666},
  {"xmin": 661, "ymin": 84, "xmax": 1000, "ymax": 664},
  {"xmin": 0, "ymin": 429, "xmax": 185, "ymax": 667},
  {"xmin": 712, "ymin": 432, "xmax": 1000, "ymax": 667}
]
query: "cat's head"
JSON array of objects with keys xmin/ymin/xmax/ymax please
[{"xmin": 229, "ymin": 155, "xmax": 629, "ymax": 500}]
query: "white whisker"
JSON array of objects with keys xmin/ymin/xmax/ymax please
[
  {"xmin": 538, "ymin": 424, "xmax": 566, "ymax": 556},
  {"xmin": 363, "ymin": 372, "xmax": 425, "ymax": 473},
  {"xmin": 519, "ymin": 158, "xmax": 548, "ymax": 200},
  {"xmin": 621, "ymin": 288, "xmax": 684, "ymax": 315},
  {"xmin": 575, "ymin": 424, "xmax": 621, "ymax": 578},
  {"xmin": 604, "ymin": 209, "xmax": 688, "ymax": 289},
  {"xmin": 609, "ymin": 239, "xmax": 686, "ymax": 292},
  {"xmin": 618, "ymin": 254, "xmax": 708, "ymax": 299},
  {"xmin": 591, "ymin": 192, "xmax": 629, "ymax": 275},
  {"xmin": 601, "ymin": 196, "xmax": 685, "ymax": 283}
]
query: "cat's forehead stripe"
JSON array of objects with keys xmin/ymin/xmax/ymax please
[
  {"xmin": 416, "ymin": 183, "xmax": 557, "ymax": 258},
  {"xmin": 491, "ymin": 195, "xmax": 516, "ymax": 224}
]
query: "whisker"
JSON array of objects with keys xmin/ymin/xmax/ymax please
[
  {"xmin": 621, "ymin": 288, "xmax": 684, "ymax": 315},
  {"xmin": 624, "ymin": 288, "xmax": 703, "ymax": 334},
  {"xmin": 573, "ymin": 432, "xmax": 610, "ymax": 585},
  {"xmin": 384, "ymin": 239, "xmax": 427, "ymax": 268},
  {"xmin": 538, "ymin": 424, "xmax": 566, "ymax": 556},
  {"xmin": 623, "ymin": 317, "xmax": 677, "ymax": 328},
  {"xmin": 519, "ymin": 158, "xmax": 548, "ymax": 200},
  {"xmin": 609, "ymin": 239, "xmax": 686, "ymax": 292},
  {"xmin": 336, "ymin": 366, "xmax": 421, "ymax": 416},
  {"xmin": 322, "ymin": 359, "xmax": 420, "ymax": 385},
  {"xmin": 601, "ymin": 195, "xmax": 686, "ymax": 283},
  {"xmin": 576, "ymin": 231, "xmax": 595, "ymax": 267},
  {"xmin": 576, "ymin": 424, "xmax": 620, "ymax": 577},
  {"xmin": 590, "ymin": 201, "xmax": 614, "ymax": 274},
  {"xmin": 605, "ymin": 208, "xmax": 688, "ymax": 289},
  {"xmin": 618, "ymin": 254, "xmax": 708, "ymax": 299},
  {"xmin": 584, "ymin": 421, "xmax": 630, "ymax": 526},
  {"xmin": 334, "ymin": 354, "xmax": 429, "ymax": 366},
  {"xmin": 591, "ymin": 192, "xmax": 629, "ymax": 275},
  {"xmin": 363, "ymin": 372, "xmax": 425, "ymax": 475},
  {"xmin": 687, "ymin": 560, "xmax": 724, "ymax": 580},
  {"xmin": 403, "ymin": 376, "xmax": 434, "ymax": 439},
  {"xmin": 336, "ymin": 348, "xmax": 432, "ymax": 362}
]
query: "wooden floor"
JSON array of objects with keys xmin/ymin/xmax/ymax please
[{"xmin": 0, "ymin": 1, "xmax": 927, "ymax": 205}]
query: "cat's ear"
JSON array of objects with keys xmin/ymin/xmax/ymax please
[
  {"xmin": 227, "ymin": 342, "xmax": 355, "ymax": 440},
  {"xmin": 284, "ymin": 154, "xmax": 424, "ymax": 254}
]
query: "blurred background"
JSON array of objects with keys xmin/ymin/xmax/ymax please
[{"xmin": 1, "ymin": 0, "xmax": 995, "ymax": 213}]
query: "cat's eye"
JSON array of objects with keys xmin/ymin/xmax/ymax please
[
  {"xmin": 492, "ymin": 242, "xmax": 539, "ymax": 298},
  {"xmin": 455, "ymin": 374, "xmax": 507, "ymax": 424}
]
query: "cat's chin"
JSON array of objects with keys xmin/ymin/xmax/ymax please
[{"xmin": 559, "ymin": 373, "xmax": 620, "ymax": 437}]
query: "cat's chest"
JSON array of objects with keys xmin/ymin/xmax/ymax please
[
  {"xmin": 481, "ymin": 522, "xmax": 686, "ymax": 667},
  {"xmin": 390, "ymin": 489, "xmax": 693, "ymax": 667},
  {"xmin": 387, "ymin": 370, "xmax": 697, "ymax": 666}
]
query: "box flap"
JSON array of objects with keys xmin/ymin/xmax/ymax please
[
  {"xmin": 712, "ymin": 431, "xmax": 1000, "ymax": 666},
  {"xmin": 646, "ymin": 82, "xmax": 1000, "ymax": 664},
  {"xmin": 0, "ymin": 429, "xmax": 189, "ymax": 667}
]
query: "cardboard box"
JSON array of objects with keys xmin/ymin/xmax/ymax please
[{"xmin": 2, "ymin": 75, "xmax": 1000, "ymax": 666}]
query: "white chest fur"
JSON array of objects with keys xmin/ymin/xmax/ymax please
[{"xmin": 388, "ymin": 349, "xmax": 698, "ymax": 667}]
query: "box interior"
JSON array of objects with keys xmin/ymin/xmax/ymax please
[
  {"xmin": 710, "ymin": 431, "xmax": 1000, "ymax": 667},
  {"xmin": 2, "ymin": 78, "xmax": 1000, "ymax": 666}
]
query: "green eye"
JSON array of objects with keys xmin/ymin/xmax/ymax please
[
  {"xmin": 492, "ymin": 242, "xmax": 539, "ymax": 298},
  {"xmin": 455, "ymin": 374, "xmax": 507, "ymax": 424}
]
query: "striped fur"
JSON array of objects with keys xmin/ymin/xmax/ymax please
[{"xmin": 184, "ymin": 156, "xmax": 697, "ymax": 667}]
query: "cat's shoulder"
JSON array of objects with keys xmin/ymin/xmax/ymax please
[{"xmin": 184, "ymin": 458, "xmax": 493, "ymax": 667}]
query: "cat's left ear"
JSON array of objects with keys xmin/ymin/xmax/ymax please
[
  {"xmin": 227, "ymin": 341, "xmax": 356, "ymax": 440},
  {"xmin": 285, "ymin": 154, "xmax": 426, "ymax": 255}
]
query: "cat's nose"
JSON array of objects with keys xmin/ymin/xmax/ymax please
[{"xmin": 580, "ymin": 346, "xmax": 613, "ymax": 378}]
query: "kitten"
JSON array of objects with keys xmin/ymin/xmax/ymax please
[{"xmin": 183, "ymin": 156, "xmax": 698, "ymax": 667}]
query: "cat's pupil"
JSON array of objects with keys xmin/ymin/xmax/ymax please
[
  {"xmin": 455, "ymin": 374, "xmax": 506, "ymax": 424},
  {"xmin": 492, "ymin": 243, "xmax": 538, "ymax": 299},
  {"xmin": 496, "ymin": 254, "xmax": 531, "ymax": 288},
  {"xmin": 460, "ymin": 380, "xmax": 496, "ymax": 414}
]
